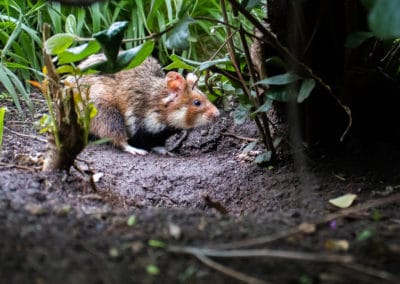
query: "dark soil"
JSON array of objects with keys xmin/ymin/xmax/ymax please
[{"xmin": 1, "ymin": 94, "xmax": 400, "ymax": 284}]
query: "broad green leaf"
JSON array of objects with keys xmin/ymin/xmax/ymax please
[
  {"xmin": 297, "ymin": 78, "xmax": 316, "ymax": 103},
  {"xmin": 58, "ymin": 41, "xmax": 101, "ymax": 64},
  {"xmin": 233, "ymin": 104, "xmax": 251, "ymax": 125},
  {"xmin": 147, "ymin": 0, "xmax": 164, "ymax": 30},
  {"xmin": 199, "ymin": 57, "xmax": 231, "ymax": 71},
  {"xmin": 256, "ymin": 72, "xmax": 301, "ymax": 86},
  {"xmin": 273, "ymin": 136, "xmax": 283, "ymax": 148},
  {"xmin": 345, "ymin": 32, "xmax": 374, "ymax": 48},
  {"xmin": 252, "ymin": 98, "xmax": 272, "ymax": 115},
  {"xmin": 369, "ymin": 0, "xmax": 400, "ymax": 39},
  {"xmin": 125, "ymin": 41, "xmax": 155, "ymax": 69},
  {"xmin": 166, "ymin": 16, "xmax": 195, "ymax": 51},
  {"xmin": 1, "ymin": 14, "xmax": 22, "ymax": 59},
  {"xmin": 242, "ymin": 141, "xmax": 258, "ymax": 154},
  {"xmin": 56, "ymin": 65, "xmax": 75, "ymax": 75},
  {"xmin": 255, "ymin": 151, "xmax": 272, "ymax": 164},
  {"xmin": 65, "ymin": 14, "xmax": 77, "ymax": 35},
  {"xmin": 93, "ymin": 21, "xmax": 128, "ymax": 65},
  {"xmin": 266, "ymin": 86, "xmax": 294, "ymax": 102},
  {"xmin": 329, "ymin": 193, "xmax": 357, "ymax": 209},
  {"xmin": 45, "ymin": 33, "xmax": 76, "ymax": 55}
]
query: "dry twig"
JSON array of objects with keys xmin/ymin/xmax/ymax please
[
  {"xmin": 4, "ymin": 126, "xmax": 47, "ymax": 143},
  {"xmin": 195, "ymin": 253, "xmax": 268, "ymax": 284},
  {"xmin": 212, "ymin": 192, "xmax": 400, "ymax": 250}
]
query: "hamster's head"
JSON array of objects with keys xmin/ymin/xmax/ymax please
[{"xmin": 164, "ymin": 71, "xmax": 220, "ymax": 129}]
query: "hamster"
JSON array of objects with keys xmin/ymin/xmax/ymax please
[{"xmin": 72, "ymin": 56, "xmax": 220, "ymax": 155}]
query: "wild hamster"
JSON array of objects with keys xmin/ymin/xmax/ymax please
[{"xmin": 73, "ymin": 56, "xmax": 220, "ymax": 155}]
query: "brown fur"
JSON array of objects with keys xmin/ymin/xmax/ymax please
[{"xmin": 74, "ymin": 57, "xmax": 219, "ymax": 154}]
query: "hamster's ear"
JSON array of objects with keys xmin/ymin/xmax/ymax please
[
  {"xmin": 166, "ymin": 71, "xmax": 186, "ymax": 93},
  {"xmin": 186, "ymin": 73, "xmax": 198, "ymax": 89}
]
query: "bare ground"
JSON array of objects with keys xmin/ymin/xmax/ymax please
[{"xmin": 1, "ymin": 95, "xmax": 400, "ymax": 284}]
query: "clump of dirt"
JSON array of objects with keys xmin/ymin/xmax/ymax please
[{"xmin": 1, "ymin": 95, "xmax": 400, "ymax": 283}]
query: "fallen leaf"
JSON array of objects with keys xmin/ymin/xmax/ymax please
[
  {"xmin": 25, "ymin": 203, "xmax": 46, "ymax": 215},
  {"xmin": 169, "ymin": 223, "xmax": 182, "ymax": 239},
  {"xmin": 298, "ymin": 222, "xmax": 316, "ymax": 234},
  {"xmin": 92, "ymin": 172, "xmax": 104, "ymax": 183},
  {"xmin": 329, "ymin": 193, "xmax": 357, "ymax": 208},
  {"xmin": 324, "ymin": 239, "xmax": 350, "ymax": 252}
]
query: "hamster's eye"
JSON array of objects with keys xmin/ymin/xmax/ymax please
[{"xmin": 193, "ymin": 99, "xmax": 202, "ymax": 107}]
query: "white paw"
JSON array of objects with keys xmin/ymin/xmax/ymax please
[{"xmin": 122, "ymin": 144, "xmax": 148, "ymax": 155}]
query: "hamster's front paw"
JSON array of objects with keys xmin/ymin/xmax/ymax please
[{"xmin": 122, "ymin": 144, "xmax": 148, "ymax": 155}]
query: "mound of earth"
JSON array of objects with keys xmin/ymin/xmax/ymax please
[{"xmin": 1, "ymin": 95, "xmax": 399, "ymax": 283}]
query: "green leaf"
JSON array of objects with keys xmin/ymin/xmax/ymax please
[
  {"xmin": 199, "ymin": 57, "xmax": 231, "ymax": 71},
  {"xmin": 356, "ymin": 229, "xmax": 374, "ymax": 241},
  {"xmin": 255, "ymin": 151, "xmax": 272, "ymax": 164},
  {"xmin": 166, "ymin": 16, "xmax": 195, "ymax": 51},
  {"xmin": 0, "ymin": 107, "xmax": 6, "ymax": 152},
  {"xmin": 242, "ymin": 141, "xmax": 258, "ymax": 154},
  {"xmin": 93, "ymin": 21, "xmax": 128, "ymax": 65},
  {"xmin": 252, "ymin": 99, "xmax": 272, "ymax": 115},
  {"xmin": 233, "ymin": 104, "xmax": 251, "ymax": 125},
  {"xmin": 243, "ymin": 0, "xmax": 262, "ymax": 10},
  {"xmin": 165, "ymin": 54, "xmax": 197, "ymax": 71},
  {"xmin": 297, "ymin": 78, "xmax": 316, "ymax": 103},
  {"xmin": 56, "ymin": 65, "xmax": 75, "ymax": 75},
  {"xmin": 127, "ymin": 215, "xmax": 137, "ymax": 226},
  {"xmin": 45, "ymin": 33, "xmax": 76, "ymax": 55},
  {"xmin": 58, "ymin": 41, "xmax": 101, "ymax": 64},
  {"xmin": 125, "ymin": 41, "xmax": 155, "ymax": 69},
  {"xmin": 256, "ymin": 72, "xmax": 302, "ymax": 86},
  {"xmin": 266, "ymin": 86, "xmax": 294, "ymax": 102},
  {"xmin": 273, "ymin": 136, "xmax": 283, "ymax": 148},
  {"xmin": 89, "ymin": 103, "xmax": 97, "ymax": 119},
  {"xmin": 329, "ymin": 194, "xmax": 357, "ymax": 209},
  {"xmin": 148, "ymin": 239, "xmax": 166, "ymax": 248},
  {"xmin": 65, "ymin": 14, "xmax": 77, "ymax": 35},
  {"xmin": 146, "ymin": 264, "xmax": 160, "ymax": 275},
  {"xmin": 345, "ymin": 32, "xmax": 374, "ymax": 48},
  {"xmin": 369, "ymin": 0, "xmax": 400, "ymax": 39},
  {"xmin": 147, "ymin": 0, "xmax": 164, "ymax": 30}
]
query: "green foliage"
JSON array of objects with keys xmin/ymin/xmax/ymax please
[{"xmin": 368, "ymin": 0, "xmax": 400, "ymax": 39}]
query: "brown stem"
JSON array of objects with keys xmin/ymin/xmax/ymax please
[
  {"xmin": 219, "ymin": 0, "xmax": 269, "ymax": 149},
  {"xmin": 238, "ymin": 25, "xmax": 276, "ymax": 159}
]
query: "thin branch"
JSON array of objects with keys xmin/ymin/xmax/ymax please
[
  {"xmin": 222, "ymin": 132, "xmax": 258, "ymax": 142},
  {"xmin": 0, "ymin": 162, "xmax": 37, "ymax": 171},
  {"xmin": 195, "ymin": 253, "xmax": 268, "ymax": 284},
  {"xmin": 341, "ymin": 263, "xmax": 400, "ymax": 283},
  {"xmin": 226, "ymin": 0, "xmax": 352, "ymax": 142},
  {"xmin": 169, "ymin": 246, "xmax": 353, "ymax": 263},
  {"xmin": 220, "ymin": 0, "xmax": 268, "ymax": 148},
  {"xmin": 75, "ymin": 24, "xmax": 175, "ymax": 43},
  {"xmin": 4, "ymin": 126, "xmax": 47, "ymax": 143}
]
